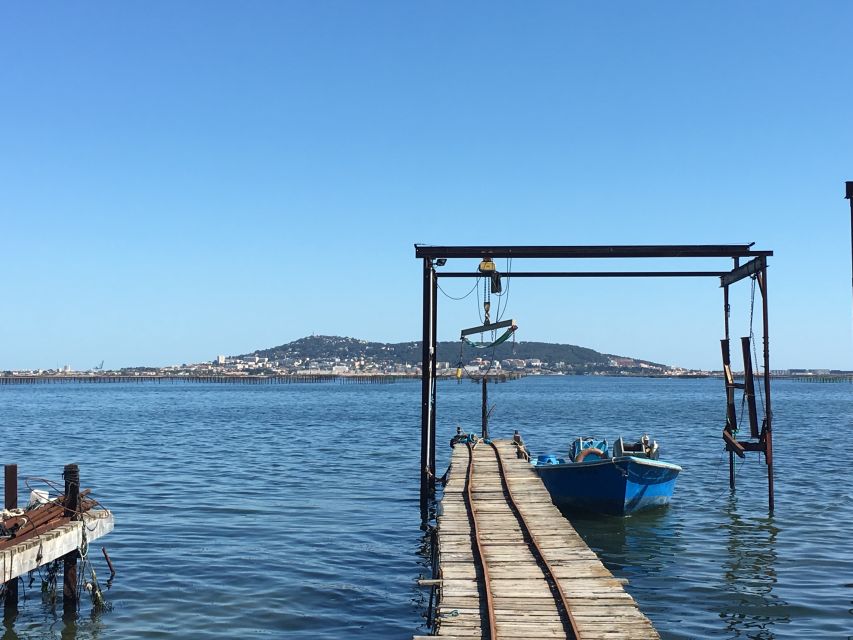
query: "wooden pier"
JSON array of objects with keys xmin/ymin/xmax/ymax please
[
  {"xmin": 416, "ymin": 438, "xmax": 659, "ymax": 640},
  {"xmin": 1, "ymin": 509, "xmax": 113, "ymax": 584},
  {"xmin": 2, "ymin": 464, "xmax": 114, "ymax": 614},
  {"xmin": 0, "ymin": 373, "xmax": 414, "ymax": 385}
]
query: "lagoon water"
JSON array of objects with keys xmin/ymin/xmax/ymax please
[{"xmin": 1, "ymin": 377, "xmax": 851, "ymax": 638}]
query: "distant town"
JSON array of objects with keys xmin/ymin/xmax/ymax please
[{"xmin": 3, "ymin": 335, "xmax": 849, "ymax": 380}]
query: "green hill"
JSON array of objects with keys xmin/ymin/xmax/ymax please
[{"xmin": 239, "ymin": 335, "xmax": 663, "ymax": 368}]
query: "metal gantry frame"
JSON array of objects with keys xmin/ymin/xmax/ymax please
[
  {"xmin": 416, "ymin": 244, "xmax": 776, "ymax": 521},
  {"xmin": 846, "ymin": 182, "xmax": 853, "ymax": 316}
]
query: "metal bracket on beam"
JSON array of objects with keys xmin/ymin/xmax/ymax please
[
  {"xmin": 722, "ymin": 430, "xmax": 746, "ymax": 458},
  {"xmin": 460, "ymin": 319, "xmax": 516, "ymax": 338},
  {"xmin": 720, "ymin": 256, "xmax": 766, "ymax": 287}
]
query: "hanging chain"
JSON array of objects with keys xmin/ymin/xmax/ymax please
[
  {"xmin": 749, "ymin": 276, "xmax": 766, "ymax": 415},
  {"xmin": 482, "ymin": 277, "xmax": 491, "ymax": 325}
]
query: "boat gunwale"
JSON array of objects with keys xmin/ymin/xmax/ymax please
[{"xmin": 533, "ymin": 455, "xmax": 683, "ymax": 473}]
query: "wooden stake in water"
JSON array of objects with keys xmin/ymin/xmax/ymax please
[
  {"xmin": 3, "ymin": 465, "xmax": 18, "ymax": 615},
  {"xmin": 63, "ymin": 464, "xmax": 80, "ymax": 614}
]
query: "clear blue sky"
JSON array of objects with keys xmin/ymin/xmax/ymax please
[{"xmin": 2, "ymin": 2, "xmax": 851, "ymax": 371}]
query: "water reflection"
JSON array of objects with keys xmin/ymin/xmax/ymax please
[
  {"xmin": 60, "ymin": 610, "xmax": 78, "ymax": 640},
  {"xmin": 3, "ymin": 592, "xmax": 19, "ymax": 640},
  {"xmin": 0, "ymin": 578, "xmax": 108, "ymax": 640},
  {"xmin": 413, "ymin": 524, "xmax": 434, "ymax": 632},
  {"xmin": 563, "ymin": 505, "xmax": 685, "ymax": 581},
  {"xmin": 719, "ymin": 494, "xmax": 788, "ymax": 638},
  {"xmin": 562, "ymin": 498, "xmax": 792, "ymax": 638}
]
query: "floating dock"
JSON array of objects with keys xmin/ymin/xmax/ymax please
[{"xmin": 416, "ymin": 438, "xmax": 659, "ymax": 640}]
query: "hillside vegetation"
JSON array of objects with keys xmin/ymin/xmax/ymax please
[{"xmin": 240, "ymin": 335, "xmax": 662, "ymax": 367}]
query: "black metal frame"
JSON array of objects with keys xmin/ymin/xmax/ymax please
[
  {"xmin": 439, "ymin": 271, "xmax": 727, "ymax": 278},
  {"xmin": 846, "ymin": 182, "xmax": 853, "ymax": 310},
  {"xmin": 416, "ymin": 245, "xmax": 771, "ymax": 259},
  {"xmin": 417, "ymin": 244, "xmax": 776, "ymax": 521}
]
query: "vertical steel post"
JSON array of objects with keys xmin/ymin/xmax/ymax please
[
  {"xmin": 846, "ymin": 182, "xmax": 853, "ymax": 326},
  {"xmin": 759, "ymin": 267, "xmax": 774, "ymax": 513},
  {"xmin": 3, "ymin": 465, "xmax": 18, "ymax": 614},
  {"xmin": 62, "ymin": 464, "xmax": 80, "ymax": 615},
  {"xmin": 481, "ymin": 377, "xmax": 489, "ymax": 439},
  {"xmin": 429, "ymin": 273, "xmax": 438, "ymax": 497},
  {"xmin": 420, "ymin": 259, "xmax": 436, "ymax": 521},
  {"xmin": 723, "ymin": 280, "xmax": 735, "ymax": 491}
]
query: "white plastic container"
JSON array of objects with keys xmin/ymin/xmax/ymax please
[{"xmin": 28, "ymin": 489, "xmax": 49, "ymax": 507}]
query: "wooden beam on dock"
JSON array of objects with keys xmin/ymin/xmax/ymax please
[{"xmin": 421, "ymin": 438, "xmax": 660, "ymax": 639}]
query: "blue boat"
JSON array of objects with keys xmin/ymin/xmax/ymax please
[{"xmin": 532, "ymin": 436, "xmax": 681, "ymax": 515}]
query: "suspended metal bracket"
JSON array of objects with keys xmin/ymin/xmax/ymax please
[
  {"xmin": 720, "ymin": 256, "xmax": 766, "ymax": 287},
  {"xmin": 460, "ymin": 319, "xmax": 516, "ymax": 338}
]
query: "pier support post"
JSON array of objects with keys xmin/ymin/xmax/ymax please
[
  {"xmin": 430, "ymin": 271, "xmax": 438, "ymax": 498},
  {"xmin": 3, "ymin": 465, "xmax": 16, "ymax": 514},
  {"xmin": 420, "ymin": 259, "xmax": 437, "ymax": 522},
  {"xmin": 3, "ymin": 465, "xmax": 18, "ymax": 615},
  {"xmin": 759, "ymin": 268, "xmax": 774, "ymax": 514},
  {"xmin": 723, "ymin": 269, "xmax": 735, "ymax": 491},
  {"xmin": 62, "ymin": 464, "xmax": 80, "ymax": 615},
  {"xmin": 846, "ymin": 182, "xmax": 853, "ymax": 325}
]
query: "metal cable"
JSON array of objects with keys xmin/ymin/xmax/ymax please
[
  {"xmin": 437, "ymin": 278, "xmax": 481, "ymax": 301},
  {"xmin": 749, "ymin": 276, "xmax": 766, "ymax": 416}
]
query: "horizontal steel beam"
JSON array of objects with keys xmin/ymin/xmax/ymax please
[
  {"xmin": 437, "ymin": 271, "xmax": 727, "ymax": 278},
  {"xmin": 720, "ymin": 256, "xmax": 766, "ymax": 287},
  {"xmin": 415, "ymin": 244, "xmax": 773, "ymax": 259},
  {"xmin": 460, "ymin": 319, "xmax": 516, "ymax": 337}
]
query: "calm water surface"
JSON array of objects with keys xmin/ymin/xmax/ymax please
[{"xmin": 0, "ymin": 377, "xmax": 850, "ymax": 638}]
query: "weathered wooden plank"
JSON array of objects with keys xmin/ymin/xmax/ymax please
[
  {"xmin": 440, "ymin": 564, "xmax": 614, "ymax": 580},
  {"xmin": 440, "ymin": 596, "xmax": 639, "ymax": 609}
]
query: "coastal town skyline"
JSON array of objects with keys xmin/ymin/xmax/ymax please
[{"xmin": 4, "ymin": 333, "xmax": 848, "ymax": 378}]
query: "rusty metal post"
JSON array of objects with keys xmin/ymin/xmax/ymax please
[
  {"xmin": 3, "ymin": 465, "xmax": 18, "ymax": 614},
  {"xmin": 62, "ymin": 464, "xmax": 80, "ymax": 614},
  {"xmin": 481, "ymin": 376, "xmax": 489, "ymax": 440},
  {"xmin": 759, "ymin": 267, "xmax": 774, "ymax": 514},
  {"xmin": 723, "ymin": 277, "xmax": 735, "ymax": 491},
  {"xmin": 101, "ymin": 547, "xmax": 116, "ymax": 578},
  {"xmin": 3, "ymin": 465, "xmax": 16, "ymax": 512},
  {"xmin": 420, "ymin": 259, "xmax": 436, "ymax": 522},
  {"xmin": 430, "ymin": 271, "xmax": 438, "ymax": 498},
  {"xmin": 846, "ymin": 182, "xmax": 853, "ymax": 323}
]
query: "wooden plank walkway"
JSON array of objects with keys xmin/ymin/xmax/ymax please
[{"xmin": 415, "ymin": 438, "xmax": 659, "ymax": 640}]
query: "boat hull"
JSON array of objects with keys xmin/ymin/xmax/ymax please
[{"xmin": 534, "ymin": 456, "xmax": 681, "ymax": 515}]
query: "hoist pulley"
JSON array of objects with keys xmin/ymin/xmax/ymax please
[
  {"xmin": 478, "ymin": 257, "xmax": 496, "ymax": 273},
  {"xmin": 478, "ymin": 256, "xmax": 502, "ymax": 294}
]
